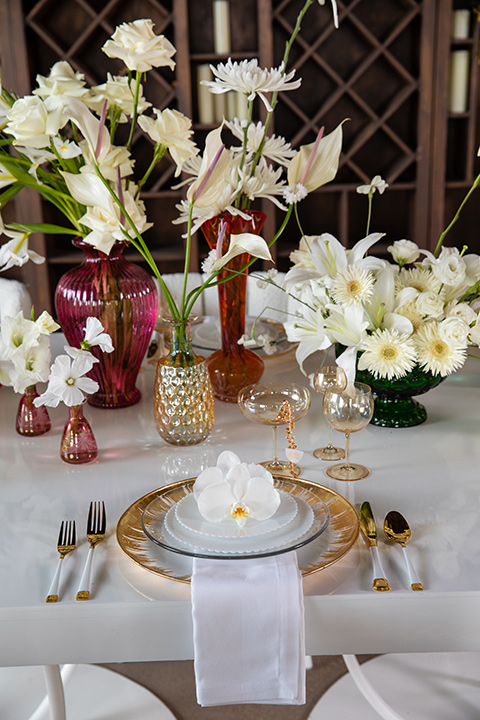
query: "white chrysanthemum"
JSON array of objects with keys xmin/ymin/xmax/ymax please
[
  {"xmin": 331, "ymin": 265, "xmax": 375, "ymax": 306},
  {"xmin": 283, "ymin": 183, "xmax": 308, "ymax": 204},
  {"xmin": 358, "ymin": 329, "xmax": 416, "ymax": 380},
  {"xmin": 201, "ymin": 59, "xmax": 301, "ymax": 112},
  {"xmin": 395, "ymin": 267, "xmax": 443, "ymax": 295},
  {"xmin": 226, "ymin": 119, "xmax": 296, "ymax": 166},
  {"xmin": 415, "ymin": 322, "xmax": 467, "ymax": 376},
  {"xmin": 239, "ymin": 159, "xmax": 286, "ymax": 208}
]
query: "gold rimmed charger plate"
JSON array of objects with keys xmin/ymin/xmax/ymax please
[{"xmin": 117, "ymin": 477, "xmax": 359, "ymax": 584}]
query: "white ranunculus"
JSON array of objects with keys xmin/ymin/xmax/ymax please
[
  {"xmin": 86, "ymin": 73, "xmax": 151, "ymax": 121},
  {"xmin": 138, "ymin": 108, "xmax": 197, "ymax": 175},
  {"xmin": 388, "ymin": 239, "xmax": 420, "ymax": 266},
  {"xmin": 439, "ymin": 317, "xmax": 470, "ymax": 345},
  {"xmin": 102, "ymin": 19, "xmax": 176, "ymax": 72},
  {"xmin": 446, "ymin": 302, "xmax": 477, "ymax": 325},
  {"xmin": 415, "ymin": 291, "xmax": 445, "ymax": 319},
  {"xmin": 193, "ymin": 451, "xmax": 280, "ymax": 528},
  {"xmin": 33, "ymin": 62, "xmax": 88, "ymax": 108},
  {"xmin": 5, "ymin": 96, "xmax": 64, "ymax": 149}
]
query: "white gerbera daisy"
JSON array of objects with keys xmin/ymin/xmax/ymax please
[
  {"xmin": 395, "ymin": 267, "xmax": 443, "ymax": 295},
  {"xmin": 201, "ymin": 59, "xmax": 301, "ymax": 112},
  {"xmin": 331, "ymin": 265, "xmax": 375, "ymax": 306},
  {"xmin": 358, "ymin": 329, "xmax": 416, "ymax": 380},
  {"xmin": 415, "ymin": 322, "xmax": 467, "ymax": 376}
]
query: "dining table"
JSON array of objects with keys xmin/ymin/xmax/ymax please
[{"xmin": 1, "ymin": 330, "xmax": 480, "ymax": 697}]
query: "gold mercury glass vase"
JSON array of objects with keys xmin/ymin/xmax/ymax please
[{"xmin": 153, "ymin": 318, "xmax": 215, "ymax": 445}]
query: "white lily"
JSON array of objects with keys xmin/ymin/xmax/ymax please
[
  {"xmin": 324, "ymin": 304, "xmax": 369, "ymax": 382},
  {"xmin": 193, "ymin": 451, "xmax": 280, "ymax": 528},
  {"xmin": 284, "ymin": 288, "xmax": 332, "ymax": 372}
]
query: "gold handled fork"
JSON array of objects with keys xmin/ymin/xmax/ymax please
[
  {"xmin": 76, "ymin": 501, "xmax": 106, "ymax": 601},
  {"xmin": 46, "ymin": 520, "xmax": 76, "ymax": 603}
]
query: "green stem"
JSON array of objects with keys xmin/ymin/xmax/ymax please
[
  {"xmin": 136, "ymin": 144, "xmax": 167, "ymax": 196},
  {"xmin": 434, "ymin": 172, "xmax": 480, "ymax": 257},
  {"xmin": 180, "ymin": 203, "xmax": 194, "ymax": 317},
  {"xmin": 366, "ymin": 191, "xmax": 373, "ymax": 235},
  {"xmin": 126, "ymin": 71, "xmax": 141, "ymax": 152}
]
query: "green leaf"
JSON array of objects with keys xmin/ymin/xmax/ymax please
[{"xmin": 8, "ymin": 222, "xmax": 79, "ymax": 235}]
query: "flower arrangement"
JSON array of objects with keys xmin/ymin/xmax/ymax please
[
  {"xmin": 0, "ymin": 1, "xmax": 342, "ymax": 363},
  {"xmin": 275, "ymin": 175, "xmax": 480, "ymax": 383}
]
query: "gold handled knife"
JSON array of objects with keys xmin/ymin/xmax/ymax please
[{"xmin": 360, "ymin": 502, "xmax": 391, "ymax": 592}]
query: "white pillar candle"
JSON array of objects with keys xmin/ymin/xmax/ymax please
[
  {"xmin": 235, "ymin": 92, "xmax": 249, "ymax": 120},
  {"xmin": 197, "ymin": 64, "xmax": 215, "ymax": 124},
  {"xmin": 449, "ymin": 50, "xmax": 470, "ymax": 113},
  {"xmin": 226, "ymin": 92, "xmax": 237, "ymax": 120},
  {"xmin": 214, "ymin": 93, "xmax": 227, "ymax": 122},
  {"xmin": 452, "ymin": 9, "xmax": 470, "ymax": 40},
  {"xmin": 213, "ymin": 0, "xmax": 231, "ymax": 54}
]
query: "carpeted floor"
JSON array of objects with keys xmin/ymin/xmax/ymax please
[{"xmin": 101, "ymin": 655, "xmax": 375, "ymax": 719}]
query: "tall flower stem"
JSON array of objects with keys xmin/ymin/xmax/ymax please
[{"xmin": 434, "ymin": 172, "xmax": 480, "ymax": 257}]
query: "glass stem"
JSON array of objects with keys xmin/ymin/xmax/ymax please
[
  {"xmin": 344, "ymin": 432, "xmax": 351, "ymax": 467},
  {"xmin": 272, "ymin": 425, "xmax": 279, "ymax": 464}
]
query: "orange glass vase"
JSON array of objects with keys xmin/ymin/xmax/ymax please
[{"xmin": 201, "ymin": 211, "xmax": 266, "ymax": 402}]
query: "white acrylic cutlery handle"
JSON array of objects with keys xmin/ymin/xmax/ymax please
[
  {"xmin": 401, "ymin": 545, "xmax": 423, "ymax": 590},
  {"xmin": 46, "ymin": 557, "xmax": 64, "ymax": 603},
  {"xmin": 76, "ymin": 546, "xmax": 94, "ymax": 601},
  {"xmin": 369, "ymin": 545, "xmax": 390, "ymax": 591}
]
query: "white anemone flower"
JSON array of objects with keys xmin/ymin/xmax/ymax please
[
  {"xmin": 202, "ymin": 59, "xmax": 301, "ymax": 112},
  {"xmin": 193, "ymin": 451, "xmax": 280, "ymax": 528},
  {"xmin": 358, "ymin": 328, "xmax": 416, "ymax": 380},
  {"xmin": 34, "ymin": 353, "xmax": 99, "ymax": 408}
]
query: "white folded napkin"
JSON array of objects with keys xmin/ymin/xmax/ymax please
[{"xmin": 191, "ymin": 550, "xmax": 305, "ymax": 707}]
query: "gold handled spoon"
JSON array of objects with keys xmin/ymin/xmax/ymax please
[{"xmin": 384, "ymin": 511, "xmax": 423, "ymax": 591}]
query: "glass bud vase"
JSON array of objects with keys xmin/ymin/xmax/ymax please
[
  {"xmin": 201, "ymin": 211, "xmax": 266, "ymax": 403},
  {"xmin": 153, "ymin": 319, "xmax": 215, "ymax": 445},
  {"xmin": 15, "ymin": 385, "xmax": 51, "ymax": 436},
  {"xmin": 55, "ymin": 238, "xmax": 158, "ymax": 409},
  {"xmin": 60, "ymin": 404, "xmax": 98, "ymax": 464}
]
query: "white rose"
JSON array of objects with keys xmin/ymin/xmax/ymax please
[
  {"xmin": 415, "ymin": 291, "xmax": 444, "ymax": 318},
  {"xmin": 446, "ymin": 302, "xmax": 477, "ymax": 325},
  {"xmin": 33, "ymin": 62, "xmax": 88, "ymax": 106},
  {"xmin": 86, "ymin": 74, "xmax": 151, "ymax": 121},
  {"xmin": 387, "ymin": 239, "xmax": 420, "ymax": 266},
  {"xmin": 432, "ymin": 250, "xmax": 466, "ymax": 286},
  {"xmin": 138, "ymin": 108, "xmax": 197, "ymax": 174},
  {"xmin": 439, "ymin": 317, "xmax": 469, "ymax": 344},
  {"xmin": 102, "ymin": 19, "xmax": 176, "ymax": 72},
  {"xmin": 5, "ymin": 96, "xmax": 63, "ymax": 148}
]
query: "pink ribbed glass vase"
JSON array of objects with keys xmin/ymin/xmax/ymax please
[
  {"xmin": 60, "ymin": 404, "xmax": 98, "ymax": 464},
  {"xmin": 55, "ymin": 238, "xmax": 158, "ymax": 409},
  {"xmin": 15, "ymin": 385, "xmax": 51, "ymax": 436}
]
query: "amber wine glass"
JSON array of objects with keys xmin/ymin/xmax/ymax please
[
  {"xmin": 238, "ymin": 381, "xmax": 311, "ymax": 476},
  {"xmin": 323, "ymin": 381, "xmax": 374, "ymax": 481},
  {"xmin": 313, "ymin": 365, "xmax": 347, "ymax": 460}
]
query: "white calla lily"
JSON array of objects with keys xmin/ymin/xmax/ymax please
[{"xmin": 207, "ymin": 232, "xmax": 272, "ymax": 275}]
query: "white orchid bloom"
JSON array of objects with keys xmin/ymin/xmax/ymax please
[
  {"xmin": 193, "ymin": 451, "xmax": 280, "ymax": 528},
  {"xmin": 102, "ymin": 19, "xmax": 176, "ymax": 73},
  {"xmin": 81, "ymin": 317, "xmax": 114, "ymax": 352},
  {"xmin": 34, "ymin": 353, "xmax": 99, "ymax": 408},
  {"xmin": 284, "ymin": 232, "xmax": 385, "ymax": 289}
]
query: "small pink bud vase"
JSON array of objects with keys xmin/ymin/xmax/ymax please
[
  {"xmin": 15, "ymin": 385, "xmax": 51, "ymax": 436},
  {"xmin": 60, "ymin": 404, "xmax": 98, "ymax": 464},
  {"xmin": 55, "ymin": 238, "xmax": 158, "ymax": 409}
]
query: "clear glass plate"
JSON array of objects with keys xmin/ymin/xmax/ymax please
[
  {"xmin": 164, "ymin": 494, "xmax": 314, "ymax": 554},
  {"xmin": 141, "ymin": 477, "xmax": 330, "ymax": 560},
  {"xmin": 174, "ymin": 489, "xmax": 298, "ymax": 539}
]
